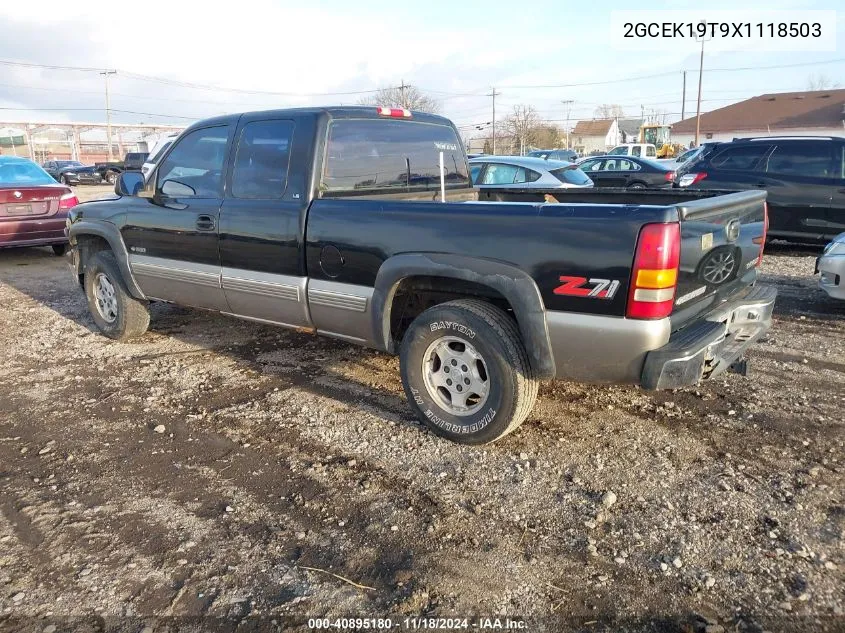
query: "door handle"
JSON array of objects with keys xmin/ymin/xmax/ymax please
[
  {"xmin": 754, "ymin": 182, "xmax": 767, "ymax": 188},
  {"xmin": 196, "ymin": 215, "xmax": 215, "ymax": 231}
]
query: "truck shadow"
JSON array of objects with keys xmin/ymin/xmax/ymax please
[{"xmin": 0, "ymin": 247, "xmax": 442, "ymax": 610}]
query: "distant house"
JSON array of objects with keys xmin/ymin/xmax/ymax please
[
  {"xmin": 671, "ymin": 89, "xmax": 845, "ymax": 145},
  {"xmin": 571, "ymin": 119, "xmax": 620, "ymax": 155},
  {"xmin": 617, "ymin": 118, "xmax": 643, "ymax": 144}
]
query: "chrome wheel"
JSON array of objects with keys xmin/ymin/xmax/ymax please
[
  {"xmin": 94, "ymin": 273, "xmax": 119, "ymax": 323},
  {"xmin": 702, "ymin": 250, "xmax": 736, "ymax": 285},
  {"xmin": 422, "ymin": 336, "xmax": 490, "ymax": 416}
]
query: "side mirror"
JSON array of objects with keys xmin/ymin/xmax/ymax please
[{"xmin": 115, "ymin": 171, "xmax": 144, "ymax": 197}]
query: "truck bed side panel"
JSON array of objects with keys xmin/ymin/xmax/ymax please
[{"xmin": 304, "ymin": 199, "xmax": 676, "ymax": 317}]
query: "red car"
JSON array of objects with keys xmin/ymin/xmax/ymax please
[{"xmin": 0, "ymin": 156, "xmax": 79, "ymax": 255}]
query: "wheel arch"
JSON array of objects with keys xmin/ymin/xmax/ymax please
[
  {"xmin": 372, "ymin": 253, "xmax": 555, "ymax": 378},
  {"xmin": 68, "ymin": 221, "xmax": 146, "ymax": 300}
]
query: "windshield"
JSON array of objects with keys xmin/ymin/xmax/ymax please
[
  {"xmin": 608, "ymin": 146, "xmax": 628, "ymax": 155},
  {"xmin": 551, "ymin": 166, "xmax": 592, "ymax": 186},
  {"xmin": 0, "ymin": 161, "xmax": 57, "ymax": 186}
]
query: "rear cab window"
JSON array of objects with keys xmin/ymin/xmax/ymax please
[{"xmin": 321, "ymin": 118, "xmax": 469, "ymax": 196}]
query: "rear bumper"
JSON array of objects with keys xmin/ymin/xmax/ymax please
[
  {"xmin": 0, "ymin": 216, "xmax": 68, "ymax": 247},
  {"xmin": 641, "ymin": 284, "xmax": 777, "ymax": 389}
]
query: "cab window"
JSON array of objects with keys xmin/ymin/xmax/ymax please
[
  {"xmin": 231, "ymin": 119, "xmax": 294, "ymax": 199},
  {"xmin": 157, "ymin": 126, "xmax": 229, "ymax": 198}
]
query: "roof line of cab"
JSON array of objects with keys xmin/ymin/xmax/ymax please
[{"xmin": 183, "ymin": 106, "xmax": 454, "ymax": 131}]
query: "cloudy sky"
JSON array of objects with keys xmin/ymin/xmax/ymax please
[{"xmin": 0, "ymin": 0, "xmax": 843, "ymax": 138}]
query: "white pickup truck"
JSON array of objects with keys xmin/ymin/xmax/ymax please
[{"xmin": 608, "ymin": 143, "xmax": 657, "ymax": 158}]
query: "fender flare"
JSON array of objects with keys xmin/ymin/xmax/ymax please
[
  {"xmin": 67, "ymin": 220, "xmax": 146, "ymax": 300},
  {"xmin": 371, "ymin": 253, "xmax": 555, "ymax": 378}
]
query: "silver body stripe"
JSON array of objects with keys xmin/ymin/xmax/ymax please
[
  {"xmin": 308, "ymin": 288, "xmax": 368, "ymax": 313},
  {"xmin": 127, "ymin": 255, "xmax": 375, "ymax": 344}
]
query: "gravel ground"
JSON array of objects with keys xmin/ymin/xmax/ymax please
[{"xmin": 0, "ymin": 190, "xmax": 843, "ymax": 633}]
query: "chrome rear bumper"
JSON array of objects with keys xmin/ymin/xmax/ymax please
[{"xmin": 641, "ymin": 284, "xmax": 777, "ymax": 390}]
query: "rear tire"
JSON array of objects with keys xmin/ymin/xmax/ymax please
[
  {"xmin": 52, "ymin": 244, "xmax": 67, "ymax": 256},
  {"xmin": 84, "ymin": 251, "xmax": 150, "ymax": 341},
  {"xmin": 105, "ymin": 171, "xmax": 118, "ymax": 185},
  {"xmin": 399, "ymin": 299, "xmax": 538, "ymax": 445},
  {"xmin": 628, "ymin": 182, "xmax": 647, "ymax": 189}
]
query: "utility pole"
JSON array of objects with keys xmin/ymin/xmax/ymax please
[
  {"xmin": 561, "ymin": 99, "xmax": 574, "ymax": 149},
  {"xmin": 487, "ymin": 88, "xmax": 500, "ymax": 154},
  {"xmin": 100, "ymin": 70, "xmax": 117, "ymax": 161},
  {"xmin": 399, "ymin": 80, "xmax": 408, "ymax": 110},
  {"xmin": 694, "ymin": 22, "xmax": 710, "ymax": 147},
  {"xmin": 681, "ymin": 71, "xmax": 687, "ymax": 120}
]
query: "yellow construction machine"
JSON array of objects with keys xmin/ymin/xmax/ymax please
[{"xmin": 639, "ymin": 124, "xmax": 685, "ymax": 158}]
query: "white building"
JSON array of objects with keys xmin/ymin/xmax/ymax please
[
  {"xmin": 671, "ymin": 89, "xmax": 845, "ymax": 146},
  {"xmin": 571, "ymin": 119, "xmax": 620, "ymax": 155}
]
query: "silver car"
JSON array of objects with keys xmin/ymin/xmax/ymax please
[
  {"xmin": 818, "ymin": 232, "xmax": 845, "ymax": 301},
  {"xmin": 469, "ymin": 155, "xmax": 593, "ymax": 190}
]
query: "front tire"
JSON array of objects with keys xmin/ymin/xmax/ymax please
[
  {"xmin": 399, "ymin": 299, "xmax": 538, "ymax": 445},
  {"xmin": 83, "ymin": 251, "xmax": 150, "ymax": 341},
  {"xmin": 105, "ymin": 171, "xmax": 118, "ymax": 185},
  {"xmin": 52, "ymin": 244, "xmax": 67, "ymax": 256}
]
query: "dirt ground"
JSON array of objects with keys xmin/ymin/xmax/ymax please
[{"xmin": 1, "ymin": 186, "xmax": 843, "ymax": 633}]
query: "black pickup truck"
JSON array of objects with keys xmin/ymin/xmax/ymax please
[
  {"xmin": 94, "ymin": 152, "xmax": 149, "ymax": 184},
  {"xmin": 66, "ymin": 106, "xmax": 776, "ymax": 444}
]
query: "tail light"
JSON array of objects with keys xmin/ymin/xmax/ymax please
[
  {"xmin": 752, "ymin": 201, "xmax": 769, "ymax": 266},
  {"xmin": 377, "ymin": 107, "xmax": 412, "ymax": 118},
  {"xmin": 678, "ymin": 172, "xmax": 707, "ymax": 187},
  {"xmin": 59, "ymin": 193, "xmax": 79, "ymax": 210},
  {"xmin": 665, "ymin": 171, "xmax": 676, "ymax": 182},
  {"xmin": 627, "ymin": 222, "xmax": 681, "ymax": 320}
]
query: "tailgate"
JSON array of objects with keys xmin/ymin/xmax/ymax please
[{"xmin": 671, "ymin": 190, "xmax": 767, "ymax": 328}]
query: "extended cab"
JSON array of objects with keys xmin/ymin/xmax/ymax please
[{"xmin": 66, "ymin": 107, "xmax": 776, "ymax": 444}]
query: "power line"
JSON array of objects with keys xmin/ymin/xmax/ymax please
[
  {"xmin": 3, "ymin": 56, "xmax": 843, "ymax": 97},
  {"xmin": 0, "ymin": 107, "xmax": 200, "ymax": 120}
]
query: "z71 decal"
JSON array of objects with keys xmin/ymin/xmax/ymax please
[{"xmin": 553, "ymin": 276, "xmax": 621, "ymax": 299}]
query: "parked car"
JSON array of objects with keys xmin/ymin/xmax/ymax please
[
  {"xmin": 469, "ymin": 156, "xmax": 593, "ymax": 190},
  {"xmin": 66, "ymin": 106, "xmax": 774, "ymax": 445},
  {"xmin": 42, "ymin": 160, "xmax": 103, "ymax": 185},
  {"xmin": 817, "ymin": 232, "xmax": 845, "ymax": 300},
  {"xmin": 527, "ymin": 149, "xmax": 579, "ymax": 162},
  {"xmin": 95, "ymin": 152, "xmax": 150, "ymax": 184},
  {"xmin": 608, "ymin": 144, "xmax": 658, "ymax": 158},
  {"xmin": 676, "ymin": 136, "xmax": 845, "ymax": 242},
  {"xmin": 577, "ymin": 155, "xmax": 676, "ymax": 189},
  {"xmin": 1, "ymin": 156, "xmax": 79, "ymax": 255}
]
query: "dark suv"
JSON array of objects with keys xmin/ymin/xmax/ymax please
[
  {"xmin": 677, "ymin": 136, "xmax": 845, "ymax": 242},
  {"xmin": 527, "ymin": 149, "xmax": 579, "ymax": 162}
]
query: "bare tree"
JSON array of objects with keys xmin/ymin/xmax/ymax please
[
  {"xmin": 359, "ymin": 85, "xmax": 441, "ymax": 113},
  {"xmin": 806, "ymin": 74, "xmax": 840, "ymax": 90},
  {"xmin": 593, "ymin": 104, "xmax": 625, "ymax": 119},
  {"xmin": 503, "ymin": 105, "xmax": 541, "ymax": 155}
]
